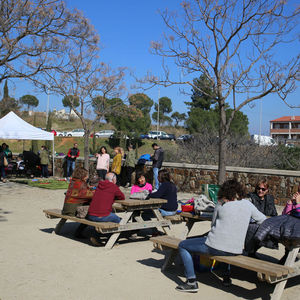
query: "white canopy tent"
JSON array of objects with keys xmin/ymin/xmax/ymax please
[{"xmin": 0, "ymin": 111, "xmax": 55, "ymax": 175}]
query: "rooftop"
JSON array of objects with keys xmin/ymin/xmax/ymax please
[{"xmin": 270, "ymin": 116, "xmax": 300, "ymax": 122}]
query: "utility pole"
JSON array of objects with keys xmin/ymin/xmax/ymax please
[
  {"xmin": 156, "ymin": 87, "xmax": 160, "ymax": 140},
  {"xmin": 46, "ymin": 85, "xmax": 50, "ymax": 125}
]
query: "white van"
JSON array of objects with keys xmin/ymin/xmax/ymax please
[{"xmin": 251, "ymin": 134, "xmax": 277, "ymax": 146}]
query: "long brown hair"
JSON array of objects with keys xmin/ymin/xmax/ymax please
[{"xmin": 72, "ymin": 167, "xmax": 88, "ymax": 180}]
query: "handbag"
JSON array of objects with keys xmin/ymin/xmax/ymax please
[
  {"xmin": 130, "ymin": 190, "xmax": 149, "ymax": 200},
  {"xmin": 3, "ymin": 156, "xmax": 8, "ymax": 167},
  {"xmin": 76, "ymin": 205, "xmax": 89, "ymax": 219}
]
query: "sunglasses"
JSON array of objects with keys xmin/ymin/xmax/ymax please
[{"xmin": 257, "ymin": 187, "xmax": 267, "ymax": 191}]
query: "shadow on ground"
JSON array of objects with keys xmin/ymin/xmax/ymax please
[
  {"xmin": 0, "ymin": 208, "xmax": 12, "ymax": 222},
  {"xmin": 40, "ymin": 222, "xmax": 151, "ymax": 247},
  {"xmin": 137, "ymin": 249, "xmax": 299, "ymax": 300}
]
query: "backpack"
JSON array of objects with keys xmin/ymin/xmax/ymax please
[{"xmin": 194, "ymin": 194, "xmax": 215, "ymax": 214}]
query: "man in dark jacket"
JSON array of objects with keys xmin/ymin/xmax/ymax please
[
  {"xmin": 151, "ymin": 143, "xmax": 164, "ymax": 191},
  {"xmin": 66, "ymin": 143, "xmax": 80, "ymax": 178},
  {"xmin": 87, "ymin": 172, "xmax": 125, "ymax": 223}
]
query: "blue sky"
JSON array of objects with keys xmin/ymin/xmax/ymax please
[{"xmin": 5, "ymin": 0, "xmax": 300, "ymax": 135}]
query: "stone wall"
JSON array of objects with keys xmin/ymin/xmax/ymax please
[{"xmin": 53, "ymin": 157, "xmax": 300, "ymax": 206}]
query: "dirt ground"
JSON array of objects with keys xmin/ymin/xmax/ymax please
[{"xmin": 0, "ymin": 181, "xmax": 299, "ymax": 300}]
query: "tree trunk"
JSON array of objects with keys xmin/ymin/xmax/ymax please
[
  {"xmin": 218, "ymin": 103, "xmax": 227, "ymax": 184},
  {"xmin": 83, "ymin": 130, "xmax": 90, "ymax": 171}
]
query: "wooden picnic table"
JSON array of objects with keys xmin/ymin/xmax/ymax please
[
  {"xmin": 44, "ymin": 198, "xmax": 172, "ymax": 249},
  {"xmin": 104, "ymin": 198, "xmax": 172, "ymax": 249},
  {"xmin": 179, "ymin": 211, "xmax": 213, "ymax": 239}
]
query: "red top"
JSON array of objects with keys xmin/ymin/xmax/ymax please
[
  {"xmin": 64, "ymin": 178, "xmax": 94, "ymax": 204},
  {"xmin": 88, "ymin": 180, "xmax": 125, "ymax": 217}
]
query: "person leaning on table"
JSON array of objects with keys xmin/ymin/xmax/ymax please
[{"xmin": 176, "ymin": 179, "xmax": 266, "ymax": 293}]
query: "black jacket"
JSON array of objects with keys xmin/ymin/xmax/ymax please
[
  {"xmin": 248, "ymin": 192, "xmax": 277, "ymax": 217},
  {"xmin": 148, "ymin": 181, "xmax": 178, "ymax": 211},
  {"xmin": 254, "ymin": 215, "xmax": 300, "ymax": 249},
  {"xmin": 151, "ymin": 147, "xmax": 164, "ymax": 168}
]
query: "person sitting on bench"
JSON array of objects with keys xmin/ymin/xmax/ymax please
[
  {"xmin": 148, "ymin": 169, "xmax": 177, "ymax": 217},
  {"xmin": 176, "ymin": 179, "xmax": 266, "ymax": 293},
  {"xmin": 62, "ymin": 167, "xmax": 94, "ymax": 216},
  {"xmin": 87, "ymin": 172, "xmax": 125, "ymax": 223}
]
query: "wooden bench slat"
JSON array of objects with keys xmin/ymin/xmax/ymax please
[
  {"xmin": 43, "ymin": 209, "xmax": 119, "ymax": 229},
  {"xmin": 150, "ymin": 236, "xmax": 295, "ymax": 277}
]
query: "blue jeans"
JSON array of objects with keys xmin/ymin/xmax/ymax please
[
  {"xmin": 179, "ymin": 237, "xmax": 235, "ymax": 279},
  {"xmin": 87, "ymin": 212, "xmax": 121, "ymax": 223},
  {"xmin": 159, "ymin": 208, "xmax": 176, "ymax": 216},
  {"xmin": 66, "ymin": 159, "xmax": 75, "ymax": 177},
  {"xmin": 153, "ymin": 167, "xmax": 159, "ymax": 190},
  {"xmin": 41, "ymin": 164, "xmax": 48, "ymax": 177}
]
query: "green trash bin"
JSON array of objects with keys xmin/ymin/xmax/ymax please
[{"xmin": 201, "ymin": 184, "xmax": 220, "ymax": 204}]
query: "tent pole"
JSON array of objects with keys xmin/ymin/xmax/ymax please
[{"xmin": 52, "ymin": 139, "xmax": 55, "ymax": 177}]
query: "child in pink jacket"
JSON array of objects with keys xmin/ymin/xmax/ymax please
[{"xmin": 130, "ymin": 173, "xmax": 152, "ymax": 194}]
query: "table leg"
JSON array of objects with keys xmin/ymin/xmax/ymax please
[
  {"xmin": 53, "ymin": 218, "xmax": 67, "ymax": 234},
  {"xmin": 104, "ymin": 211, "xmax": 133, "ymax": 250},
  {"xmin": 152, "ymin": 208, "xmax": 171, "ymax": 235},
  {"xmin": 181, "ymin": 219, "xmax": 194, "ymax": 239},
  {"xmin": 271, "ymin": 247, "xmax": 299, "ymax": 300}
]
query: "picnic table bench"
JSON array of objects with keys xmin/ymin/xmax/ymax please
[
  {"xmin": 43, "ymin": 198, "xmax": 172, "ymax": 249},
  {"xmin": 150, "ymin": 235, "xmax": 299, "ymax": 300}
]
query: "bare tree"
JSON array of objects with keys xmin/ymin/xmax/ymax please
[
  {"xmin": 36, "ymin": 33, "xmax": 126, "ymax": 168},
  {"xmin": 145, "ymin": 0, "xmax": 299, "ymax": 183},
  {"xmin": 0, "ymin": 0, "xmax": 97, "ymax": 84}
]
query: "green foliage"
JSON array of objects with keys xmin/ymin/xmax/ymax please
[
  {"xmin": 0, "ymin": 80, "xmax": 20, "ymax": 117},
  {"xmin": 31, "ymin": 114, "xmax": 38, "ymax": 154},
  {"xmin": 171, "ymin": 111, "xmax": 186, "ymax": 127},
  {"xmin": 4, "ymin": 80, "xmax": 8, "ymax": 98},
  {"xmin": 20, "ymin": 94, "xmax": 39, "ymax": 111},
  {"xmin": 62, "ymin": 95, "xmax": 80, "ymax": 112},
  {"xmin": 186, "ymin": 107, "xmax": 249, "ymax": 136},
  {"xmin": 185, "ymin": 75, "xmax": 217, "ymax": 110},
  {"xmin": 128, "ymin": 93, "xmax": 153, "ymax": 115},
  {"xmin": 152, "ymin": 96, "xmax": 173, "ymax": 125},
  {"xmin": 275, "ymin": 145, "xmax": 300, "ymax": 170},
  {"xmin": 186, "ymin": 108, "xmax": 219, "ymax": 134},
  {"xmin": 226, "ymin": 109, "xmax": 249, "ymax": 137}
]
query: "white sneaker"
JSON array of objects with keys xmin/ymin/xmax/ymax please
[{"xmin": 152, "ymin": 189, "xmax": 158, "ymax": 193}]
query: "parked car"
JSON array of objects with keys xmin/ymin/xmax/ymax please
[
  {"xmin": 140, "ymin": 133, "xmax": 149, "ymax": 139},
  {"xmin": 250, "ymin": 134, "xmax": 277, "ymax": 146},
  {"xmin": 56, "ymin": 131, "xmax": 67, "ymax": 137},
  {"xmin": 93, "ymin": 130, "xmax": 115, "ymax": 138},
  {"xmin": 160, "ymin": 133, "xmax": 176, "ymax": 141},
  {"xmin": 51, "ymin": 129, "xmax": 57, "ymax": 136},
  {"xmin": 65, "ymin": 129, "xmax": 85, "ymax": 137},
  {"xmin": 177, "ymin": 134, "xmax": 193, "ymax": 142},
  {"xmin": 147, "ymin": 131, "xmax": 169, "ymax": 139}
]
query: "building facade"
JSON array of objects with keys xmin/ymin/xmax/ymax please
[{"xmin": 270, "ymin": 116, "xmax": 300, "ymax": 141}]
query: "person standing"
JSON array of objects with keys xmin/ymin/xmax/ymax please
[
  {"xmin": 0, "ymin": 146, "xmax": 7, "ymax": 183},
  {"xmin": 124, "ymin": 144, "xmax": 136, "ymax": 187},
  {"xmin": 95, "ymin": 146, "xmax": 110, "ymax": 180},
  {"xmin": 151, "ymin": 143, "xmax": 164, "ymax": 192},
  {"xmin": 111, "ymin": 147, "xmax": 123, "ymax": 186},
  {"xmin": 66, "ymin": 143, "xmax": 80, "ymax": 179},
  {"xmin": 39, "ymin": 145, "xmax": 50, "ymax": 178}
]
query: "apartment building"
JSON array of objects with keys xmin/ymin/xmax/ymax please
[{"xmin": 270, "ymin": 116, "xmax": 300, "ymax": 140}]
